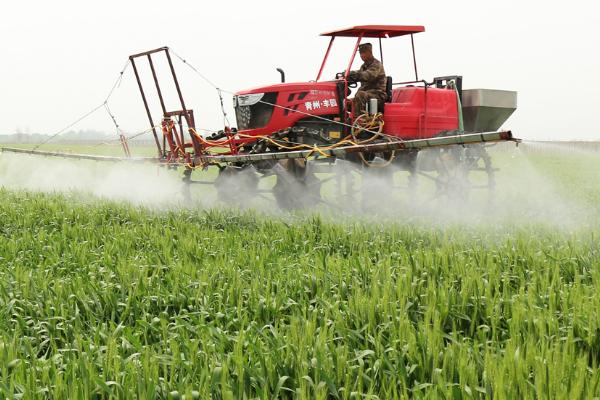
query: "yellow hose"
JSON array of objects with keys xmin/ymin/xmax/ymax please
[{"xmin": 186, "ymin": 112, "xmax": 393, "ymax": 167}]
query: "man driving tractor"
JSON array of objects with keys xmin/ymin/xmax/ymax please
[{"xmin": 349, "ymin": 43, "xmax": 387, "ymax": 114}]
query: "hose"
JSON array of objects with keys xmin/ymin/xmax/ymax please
[
  {"xmin": 185, "ymin": 111, "xmax": 397, "ymax": 168},
  {"xmin": 351, "ymin": 113, "xmax": 395, "ymax": 168}
]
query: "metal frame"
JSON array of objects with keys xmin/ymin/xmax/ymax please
[
  {"xmin": 129, "ymin": 47, "xmax": 201, "ymax": 161},
  {"xmin": 316, "ymin": 28, "xmax": 420, "ymax": 82},
  {"xmin": 316, "ymin": 37, "xmax": 335, "ymax": 81},
  {"xmin": 194, "ymin": 130, "xmax": 514, "ymax": 164},
  {"xmin": 315, "ymin": 30, "xmax": 421, "ymax": 120},
  {"xmin": 2, "ymin": 130, "xmax": 517, "ymax": 165},
  {"xmin": 410, "ymin": 34, "xmax": 419, "ymax": 81}
]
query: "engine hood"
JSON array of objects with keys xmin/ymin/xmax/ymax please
[{"xmin": 235, "ymin": 80, "xmax": 339, "ymax": 96}]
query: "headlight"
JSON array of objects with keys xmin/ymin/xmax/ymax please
[{"xmin": 236, "ymin": 93, "xmax": 264, "ymax": 107}]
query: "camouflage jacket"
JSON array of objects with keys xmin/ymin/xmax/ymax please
[{"xmin": 351, "ymin": 58, "xmax": 387, "ymax": 96}]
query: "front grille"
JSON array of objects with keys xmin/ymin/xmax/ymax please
[
  {"xmin": 236, "ymin": 105, "xmax": 252, "ymax": 130},
  {"xmin": 235, "ymin": 92, "xmax": 277, "ymax": 130}
]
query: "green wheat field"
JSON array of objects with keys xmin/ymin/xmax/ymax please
[{"xmin": 0, "ymin": 142, "xmax": 599, "ymax": 399}]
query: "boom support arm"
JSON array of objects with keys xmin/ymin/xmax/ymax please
[
  {"xmin": 195, "ymin": 131, "xmax": 517, "ymax": 164},
  {"xmin": 1, "ymin": 131, "xmax": 518, "ymax": 165}
]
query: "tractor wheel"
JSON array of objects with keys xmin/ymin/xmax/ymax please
[
  {"xmin": 333, "ymin": 159, "xmax": 359, "ymax": 206},
  {"xmin": 360, "ymin": 163, "xmax": 395, "ymax": 211},
  {"xmin": 272, "ymin": 159, "xmax": 322, "ymax": 210},
  {"xmin": 411, "ymin": 144, "xmax": 495, "ymax": 204},
  {"xmin": 214, "ymin": 166, "xmax": 259, "ymax": 204}
]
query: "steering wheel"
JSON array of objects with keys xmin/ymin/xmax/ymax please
[{"xmin": 335, "ymin": 71, "xmax": 358, "ymax": 88}]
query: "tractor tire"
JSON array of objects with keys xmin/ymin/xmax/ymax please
[
  {"xmin": 272, "ymin": 159, "xmax": 322, "ymax": 210},
  {"xmin": 411, "ymin": 144, "xmax": 495, "ymax": 204},
  {"xmin": 214, "ymin": 166, "xmax": 259, "ymax": 204}
]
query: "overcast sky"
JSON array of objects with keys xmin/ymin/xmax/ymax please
[{"xmin": 1, "ymin": 0, "xmax": 598, "ymax": 140}]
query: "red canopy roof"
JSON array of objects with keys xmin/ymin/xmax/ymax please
[{"xmin": 320, "ymin": 25, "xmax": 425, "ymax": 38}]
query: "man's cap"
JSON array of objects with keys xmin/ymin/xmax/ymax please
[{"xmin": 358, "ymin": 43, "xmax": 372, "ymax": 52}]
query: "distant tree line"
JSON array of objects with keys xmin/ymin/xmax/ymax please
[{"xmin": 0, "ymin": 129, "xmax": 154, "ymax": 144}]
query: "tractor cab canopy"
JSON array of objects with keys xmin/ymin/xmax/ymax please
[
  {"xmin": 316, "ymin": 25, "xmax": 425, "ymax": 82},
  {"xmin": 320, "ymin": 25, "xmax": 425, "ymax": 38}
]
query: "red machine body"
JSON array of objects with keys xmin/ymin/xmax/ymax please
[
  {"xmin": 234, "ymin": 82, "xmax": 341, "ymax": 136},
  {"xmin": 383, "ymin": 87, "xmax": 459, "ymax": 139},
  {"xmin": 233, "ymin": 25, "xmax": 461, "ymax": 143},
  {"xmin": 234, "ymin": 84, "xmax": 459, "ymax": 140}
]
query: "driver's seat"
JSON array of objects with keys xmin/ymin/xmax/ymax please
[
  {"xmin": 386, "ymin": 76, "xmax": 393, "ymax": 102},
  {"xmin": 376, "ymin": 76, "xmax": 393, "ymax": 113}
]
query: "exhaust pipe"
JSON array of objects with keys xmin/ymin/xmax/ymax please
[{"xmin": 276, "ymin": 68, "xmax": 285, "ymax": 83}]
